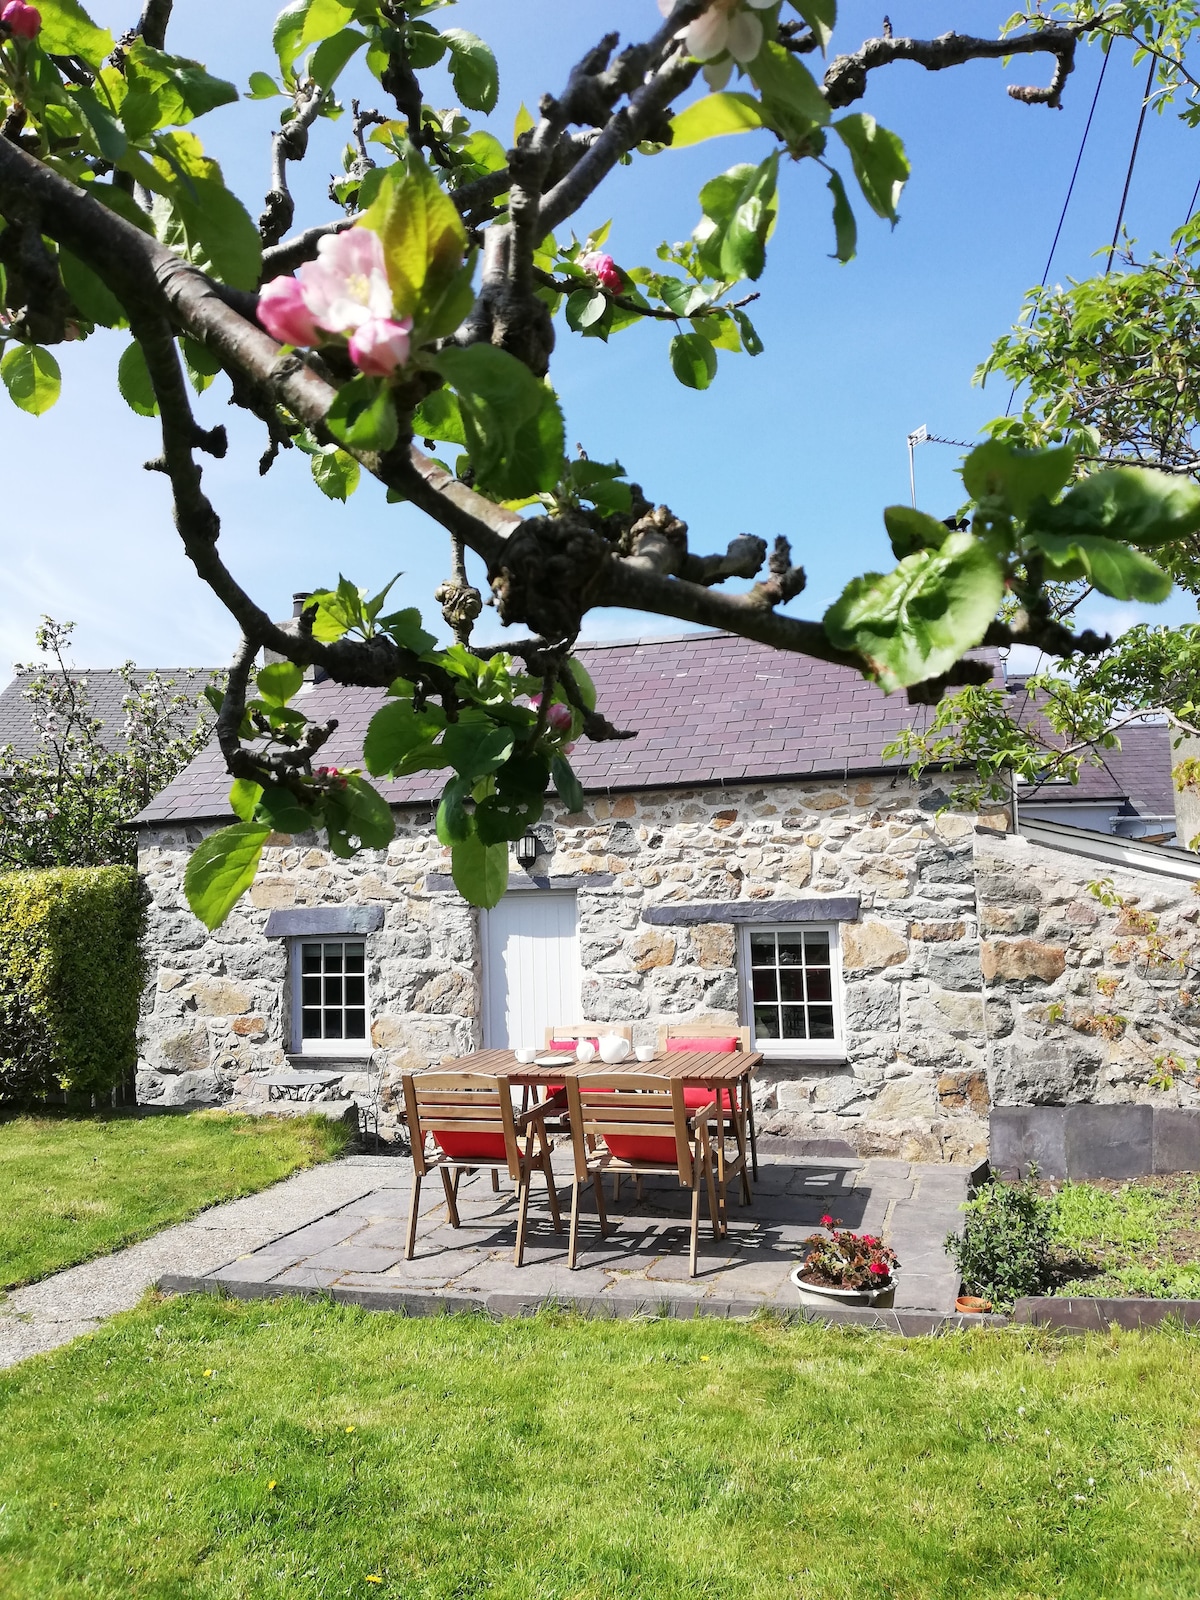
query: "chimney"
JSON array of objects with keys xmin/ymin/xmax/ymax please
[{"xmin": 261, "ymin": 592, "xmax": 323, "ymax": 683}]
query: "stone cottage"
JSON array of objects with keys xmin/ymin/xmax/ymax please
[{"xmin": 131, "ymin": 631, "xmax": 1200, "ymax": 1170}]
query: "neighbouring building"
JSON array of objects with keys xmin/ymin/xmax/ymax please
[{"xmin": 130, "ymin": 631, "xmax": 1200, "ymax": 1167}]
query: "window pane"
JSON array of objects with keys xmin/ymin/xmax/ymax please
[
  {"xmin": 301, "ymin": 943, "xmax": 322, "ymax": 973},
  {"xmin": 344, "ymin": 943, "xmax": 365, "ymax": 972},
  {"xmin": 302, "ymin": 1008, "xmax": 322, "ymax": 1038},
  {"xmin": 806, "ymin": 967, "xmax": 832, "ymax": 1002},
  {"xmin": 324, "ymin": 976, "xmax": 342, "ymax": 1005},
  {"xmin": 325, "ymin": 1012, "xmax": 343, "ymax": 1039},
  {"xmin": 345, "ymin": 1009, "xmax": 366, "ymax": 1039},
  {"xmin": 749, "ymin": 935, "xmax": 776, "ymax": 968},
  {"xmin": 345, "ymin": 975, "xmax": 365, "ymax": 1007},
  {"xmin": 753, "ymin": 1005, "xmax": 779, "ymax": 1039},
  {"xmin": 302, "ymin": 976, "xmax": 321, "ymax": 1006},
  {"xmin": 804, "ymin": 931, "xmax": 830, "ymax": 964},
  {"xmin": 752, "ymin": 969, "xmax": 777, "ymax": 1002},
  {"xmin": 324, "ymin": 944, "xmax": 343, "ymax": 972},
  {"xmin": 809, "ymin": 1005, "xmax": 835, "ymax": 1039},
  {"xmin": 776, "ymin": 936, "xmax": 804, "ymax": 967},
  {"xmin": 781, "ymin": 1006, "xmax": 809, "ymax": 1039},
  {"xmin": 779, "ymin": 968, "xmax": 805, "ymax": 1003}
]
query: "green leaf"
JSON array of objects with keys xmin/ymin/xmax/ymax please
[
  {"xmin": 325, "ymin": 374, "xmax": 399, "ymax": 454},
  {"xmin": 1, "ymin": 346, "xmax": 62, "ymax": 416},
  {"xmin": 37, "ymin": 0, "xmax": 113, "ymax": 67},
  {"xmin": 228, "ymin": 779, "xmax": 263, "ymax": 822},
  {"xmin": 433, "ymin": 344, "xmax": 565, "ymax": 498},
  {"xmin": 474, "ymin": 792, "xmax": 543, "ymax": 845},
  {"xmin": 883, "ymin": 505, "xmax": 951, "ymax": 559},
  {"xmin": 551, "ymin": 753, "xmax": 585, "ymax": 815},
  {"xmin": 787, "ymin": 0, "xmax": 836, "ymax": 52},
  {"xmin": 184, "ymin": 821, "xmax": 271, "ymax": 929},
  {"xmin": 273, "ymin": 0, "xmax": 310, "ymax": 79},
  {"xmin": 120, "ymin": 41, "xmax": 239, "ymax": 140},
  {"xmin": 324, "ymin": 774, "xmax": 395, "ymax": 855},
  {"xmin": 513, "ymin": 102, "xmax": 534, "ymax": 140},
  {"xmin": 436, "ymin": 776, "xmax": 474, "ymax": 846},
  {"xmin": 694, "ymin": 156, "xmax": 778, "ymax": 283},
  {"xmin": 363, "ymin": 699, "xmax": 446, "ymax": 775},
  {"xmin": 299, "ymin": 0, "xmax": 355, "ymax": 48},
  {"xmin": 566, "ymin": 288, "xmax": 608, "ymax": 332},
  {"xmin": 731, "ymin": 306, "xmax": 764, "ymax": 356},
  {"xmin": 247, "ymin": 71, "xmax": 284, "ymax": 100},
  {"xmin": 310, "ymin": 448, "xmax": 361, "ymax": 500},
  {"xmin": 254, "ymin": 784, "xmax": 316, "ymax": 834},
  {"xmin": 309, "ymin": 27, "xmax": 368, "ymax": 92},
  {"xmin": 442, "ymin": 28, "xmax": 499, "ymax": 114},
  {"xmin": 962, "ymin": 440, "xmax": 1077, "ymax": 518},
  {"xmin": 440, "ymin": 718, "xmax": 516, "ymax": 782},
  {"xmin": 256, "ymin": 660, "xmax": 304, "ymax": 705},
  {"xmin": 749, "ymin": 41, "xmax": 829, "ymax": 145},
  {"xmin": 71, "ymin": 85, "xmax": 127, "ymax": 163},
  {"xmin": 59, "ymin": 249, "xmax": 124, "ymax": 327},
  {"xmin": 360, "ymin": 152, "xmax": 469, "ymax": 335},
  {"xmin": 670, "ymin": 92, "xmax": 764, "ymax": 148},
  {"xmin": 180, "ymin": 334, "xmax": 221, "ymax": 393},
  {"xmin": 833, "ymin": 113, "xmax": 909, "ymax": 222},
  {"xmin": 1023, "ymin": 531, "xmax": 1172, "ymax": 603},
  {"xmin": 669, "ymin": 331, "xmax": 718, "ymax": 390},
  {"xmin": 823, "ymin": 532, "xmax": 1005, "ymax": 693},
  {"xmin": 563, "ymin": 656, "xmax": 597, "ymax": 713},
  {"xmin": 1035, "ymin": 467, "xmax": 1200, "ymax": 549},
  {"xmin": 496, "ymin": 747, "xmax": 552, "ymax": 803},
  {"xmin": 117, "ymin": 341, "xmax": 158, "ymax": 417},
  {"xmin": 151, "ymin": 154, "xmax": 263, "ymax": 290},
  {"xmin": 826, "ymin": 169, "xmax": 856, "ymax": 263},
  {"xmin": 375, "ymin": 607, "xmax": 438, "ymax": 654},
  {"xmin": 451, "ymin": 832, "xmax": 509, "ymax": 908},
  {"xmin": 404, "ymin": 20, "xmax": 448, "ymax": 70},
  {"xmin": 412, "ymin": 387, "xmax": 466, "ymax": 446},
  {"xmin": 462, "ymin": 129, "xmax": 508, "ymax": 174}
]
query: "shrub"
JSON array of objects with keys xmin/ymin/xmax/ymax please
[
  {"xmin": 945, "ymin": 1173, "xmax": 1056, "ymax": 1308},
  {"xmin": 0, "ymin": 866, "xmax": 147, "ymax": 1100}
]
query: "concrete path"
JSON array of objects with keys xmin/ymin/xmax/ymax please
[{"xmin": 0, "ymin": 1156, "xmax": 398, "ymax": 1370}]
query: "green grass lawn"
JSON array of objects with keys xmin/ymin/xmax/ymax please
[
  {"xmin": 0, "ymin": 1297, "xmax": 1198, "ymax": 1599},
  {"xmin": 0, "ymin": 1111, "xmax": 353, "ymax": 1289},
  {"xmin": 1050, "ymin": 1175, "xmax": 1200, "ymax": 1298}
]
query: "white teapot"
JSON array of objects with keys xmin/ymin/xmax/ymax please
[{"xmin": 598, "ymin": 1033, "xmax": 632, "ymax": 1064}]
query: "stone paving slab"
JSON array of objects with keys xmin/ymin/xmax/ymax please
[{"xmin": 160, "ymin": 1152, "xmax": 975, "ymax": 1323}]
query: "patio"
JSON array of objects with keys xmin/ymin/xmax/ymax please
[{"xmin": 160, "ymin": 1145, "xmax": 986, "ymax": 1329}]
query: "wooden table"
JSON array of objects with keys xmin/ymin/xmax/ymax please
[{"xmin": 435, "ymin": 1048, "xmax": 762, "ymax": 1178}]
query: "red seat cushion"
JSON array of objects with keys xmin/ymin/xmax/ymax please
[
  {"xmin": 433, "ymin": 1131, "xmax": 508, "ymax": 1163},
  {"xmin": 550, "ymin": 1037, "xmax": 599, "ymax": 1053},
  {"xmin": 682, "ymin": 1085, "xmax": 735, "ymax": 1112},
  {"xmin": 667, "ymin": 1036, "xmax": 739, "ymax": 1053},
  {"xmin": 604, "ymin": 1132, "xmax": 678, "ymax": 1164}
]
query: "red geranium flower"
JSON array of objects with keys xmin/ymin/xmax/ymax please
[
  {"xmin": 868, "ymin": 1261, "xmax": 890, "ymax": 1276},
  {"xmin": 820, "ymin": 1214, "xmax": 835, "ymax": 1228}
]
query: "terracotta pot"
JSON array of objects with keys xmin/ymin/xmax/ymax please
[
  {"xmin": 956, "ymin": 1295, "xmax": 993, "ymax": 1314},
  {"xmin": 790, "ymin": 1263, "xmax": 897, "ymax": 1309}
]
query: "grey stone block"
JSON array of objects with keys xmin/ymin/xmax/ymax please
[
  {"xmin": 1152, "ymin": 1109, "xmax": 1200, "ymax": 1174},
  {"xmin": 989, "ymin": 1106, "xmax": 1067, "ymax": 1180},
  {"xmin": 1012, "ymin": 1296, "xmax": 1200, "ymax": 1332},
  {"xmin": 1064, "ymin": 1104, "xmax": 1153, "ymax": 1181}
]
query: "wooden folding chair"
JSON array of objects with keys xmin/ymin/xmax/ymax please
[
  {"xmin": 564, "ymin": 1073, "xmax": 726, "ymax": 1277},
  {"xmin": 660, "ymin": 1022, "xmax": 758, "ymax": 1183},
  {"xmin": 401, "ymin": 1071, "xmax": 562, "ymax": 1267}
]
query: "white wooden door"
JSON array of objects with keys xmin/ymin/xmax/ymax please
[{"xmin": 482, "ymin": 892, "xmax": 579, "ymax": 1050}]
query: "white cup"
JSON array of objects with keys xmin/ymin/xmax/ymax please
[
  {"xmin": 575, "ymin": 1040, "xmax": 596, "ymax": 1063},
  {"xmin": 635, "ymin": 1045, "xmax": 656, "ymax": 1063},
  {"xmin": 514, "ymin": 1047, "xmax": 537, "ymax": 1064}
]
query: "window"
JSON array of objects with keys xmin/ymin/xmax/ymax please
[
  {"xmin": 292, "ymin": 939, "xmax": 369, "ymax": 1054},
  {"xmin": 741, "ymin": 925, "xmax": 844, "ymax": 1060}
]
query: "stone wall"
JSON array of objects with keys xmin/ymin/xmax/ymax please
[
  {"xmin": 976, "ymin": 832, "xmax": 1200, "ymax": 1110},
  {"xmin": 136, "ymin": 773, "xmax": 998, "ymax": 1161}
]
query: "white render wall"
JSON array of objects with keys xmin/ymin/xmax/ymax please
[{"xmin": 136, "ymin": 773, "xmax": 1006, "ymax": 1162}]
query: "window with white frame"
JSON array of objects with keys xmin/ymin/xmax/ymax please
[
  {"xmin": 741, "ymin": 924, "xmax": 844, "ymax": 1059},
  {"xmin": 291, "ymin": 938, "xmax": 368, "ymax": 1053}
]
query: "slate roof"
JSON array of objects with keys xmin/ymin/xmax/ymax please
[
  {"xmin": 0, "ymin": 667, "xmax": 215, "ymax": 757},
  {"xmin": 134, "ymin": 631, "xmax": 963, "ymax": 826}
]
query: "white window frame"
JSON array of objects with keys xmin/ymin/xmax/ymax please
[
  {"xmin": 738, "ymin": 922, "xmax": 846, "ymax": 1063},
  {"xmin": 290, "ymin": 936, "xmax": 371, "ymax": 1056}
]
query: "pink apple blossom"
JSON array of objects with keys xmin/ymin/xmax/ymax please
[
  {"xmin": 348, "ymin": 316, "xmax": 412, "ymax": 376},
  {"xmin": 296, "ymin": 226, "xmax": 393, "ymax": 334},
  {"xmin": 257, "ymin": 274, "xmax": 320, "ymax": 347},
  {"xmin": 1, "ymin": 1, "xmax": 41, "ymax": 39},
  {"xmin": 580, "ymin": 251, "xmax": 622, "ymax": 292},
  {"xmin": 546, "ymin": 702, "xmax": 573, "ymax": 733},
  {"xmin": 658, "ymin": 0, "xmax": 774, "ymax": 64}
]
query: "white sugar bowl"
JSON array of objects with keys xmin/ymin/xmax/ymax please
[
  {"xmin": 598, "ymin": 1034, "xmax": 631, "ymax": 1064},
  {"xmin": 575, "ymin": 1040, "xmax": 596, "ymax": 1063}
]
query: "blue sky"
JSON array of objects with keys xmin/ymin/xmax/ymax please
[{"xmin": 2, "ymin": 0, "xmax": 1197, "ymax": 670}]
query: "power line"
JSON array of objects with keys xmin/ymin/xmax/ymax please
[
  {"xmin": 1105, "ymin": 46, "xmax": 1158, "ymax": 272},
  {"xmin": 1181, "ymin": 171, "xmax": 1200, "ymax": 231}
]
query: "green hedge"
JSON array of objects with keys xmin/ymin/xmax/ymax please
[{"xmin": 0, "ymin": 866, "xmax": 147, "ymax": 1100}]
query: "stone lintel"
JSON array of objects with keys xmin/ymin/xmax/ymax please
[
  {"xmin": 424, "ymin": 873, "xmax": 615, "ymax": 893},
  {"xmin": 264, "ymin": 907, "xmax": 385, "ymax": 938},
  {"xmin": 641, "ymin": 896, "xmax": 860, "ymax": 927}
]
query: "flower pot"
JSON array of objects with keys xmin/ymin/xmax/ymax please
[
  {"xmin": 790, "ymin": 1263, "xmax": 897, "ymax": 1309},
  {"xmin": 955, "ymin": 1295, "xmax": 993, "ymax": 1314}
]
